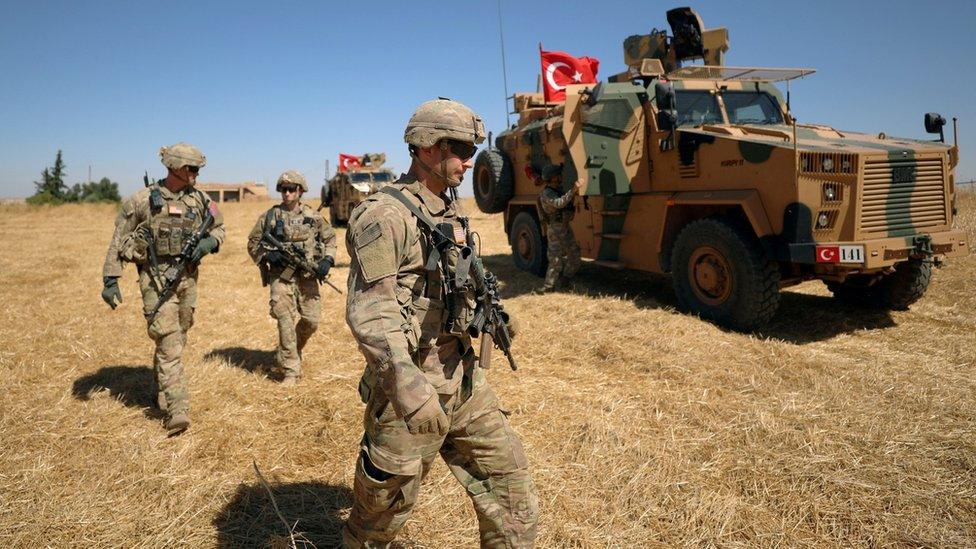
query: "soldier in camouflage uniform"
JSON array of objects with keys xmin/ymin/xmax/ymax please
[
  {"xmin": 101, "ymin": 142, "xmax": 225, "ymax": 435},
  {"xmin": 537, "ymin": 165, "xmax": 584, "ymax": 293},
  {"xmin": 247, "ymin": 170, "xmax": 337, "ymax": 385},
  {"xmin": 342, "ymin": 99, "xmax": 539, "ymax": 548}
]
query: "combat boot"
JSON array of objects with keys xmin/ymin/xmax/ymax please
[
  {"xmin": 280, "ymin": 375, "xmax": 300, "ymax": 387},
  {"xmin": 165, "ymin": 413, "xmax": 190, "ymax": 436},
  {"xmin": 532, "ymin": 284, "xmax": 556, "ymax": 295}
]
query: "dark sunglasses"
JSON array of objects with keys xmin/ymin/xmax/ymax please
[
  {"xmin": 186, "ymin": 166, "xmax": 200, "ymax": 174},
  {"xmin": 280, "ymin": 186, "xmax": 299, "ymax": 193},
  {"xmin": 444, "ymin": 140, "xmax": 477, "ymax": 161}
]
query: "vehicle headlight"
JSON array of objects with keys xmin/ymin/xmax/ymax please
[
  {"xmin": 817, "ymin": 212, "xmax": 830, "ymax": 228},
  {"xmin": 824, "ymin": 186, "xmax": 836, "ymax": 201},
  {"xmin": 822, "ymin": 157, "xmax": 834, "ymax": 172},
  {"xmin": 841, "ymin": 158, "xmax": 852, "ymax": 172}
]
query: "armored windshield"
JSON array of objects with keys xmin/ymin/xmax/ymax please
[
  {"xmin": 372, "ymin": 172, "xmax": 393, "ymax": 183},
  {"xmin": 349, "ymin": 173, "xmax": 371, "ymax": 183},
  {"xmin": 675, "ymin": 90, "xmax": 723, "ymax": 127},
  {"xmin": 723, "ymin": 91, "xmax": 784, "ymax": 125}
]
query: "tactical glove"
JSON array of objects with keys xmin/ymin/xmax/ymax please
[
  {"xmin": 101, "ymin": 276, "xmax": 122, "ymax": 309},
  {"xmin": 191, "ymin": 235, "xmax": 218, "ymax": 263},
  {"xmin": 316, "ymin": 256, "xmax": 334, "ymax": 278},
  {"xmin": 265, "ymin": 250, "xmax": 284, "ymax": 266},
  {"xmin": 405, "ymin": 398, "xmax": 450, "ymax": 436}
]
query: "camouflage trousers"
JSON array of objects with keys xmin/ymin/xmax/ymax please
[
  {"xmin": 269, "ymin": 275, "xmax": 321, "ymax": 379},
  {"xmin": 139, "ymin": 267, "xmax": 197, "ymax": 417},
  {"xmin": 343, "ymin": 357, "xmax": 538, "ymax": 548},
  {"xmin": 544, "ymin": 222, "xmax": 581, "ymax": 289}
]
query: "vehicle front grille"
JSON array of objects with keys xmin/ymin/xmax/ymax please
[{"xmin": 859, "ymin": 156, "xmax": 947, "ymax": 234}]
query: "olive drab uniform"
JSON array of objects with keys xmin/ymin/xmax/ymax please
[
  {"xmin": 343, "ymin": 174, "xmax": 538, "ymax": 548},
  {"xmin": 539, "ymin": 184, "xmax": 581, "ymax": 290},
  {"xmin": 246, "ymin": 202, "xmax": 337, "ymax": 379},
  {"xmin": 102, "ymin": 185, "xmax": 225, "ymax": 417}
]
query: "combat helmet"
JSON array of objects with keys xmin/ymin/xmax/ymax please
[
  {"xmin": 159, "ymin": 142, "xmax": 206, "ymax": 170},
  {"xmin": 276, "ymin": 170, "xmax": 307, "ymax": 192},
  {"xmin": 404, "ymin": 98, "xmax": 486, "ymax": 149}
]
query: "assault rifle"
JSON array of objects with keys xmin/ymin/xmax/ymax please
[
  {"xmin": 457, "ymin": 217, "xmax": 518, "ymax": 371},
  {"xmin": 146, "ymin": 208, "xmax": 214, "ymax": 322},
  {"xmin": 261, "ymin": 231, "xmax": 342, "ymax": 294}
]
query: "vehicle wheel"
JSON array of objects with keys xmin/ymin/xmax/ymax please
[
  {"xmin": 827, "ymin": 259, "xmax": 931, "ymax": 310},
  {"xmin": 329, "ymin": 204, "xmax": 341, "ymax": 227},
  {"xmin": 473, "ymin": 148, "xmax": 514, "ymax": 214},
  {"xmin": 510, "ymin": 212, "xmax": 547, "ymax": 277},
  {"xmin": 671, "ymin": 217, "xmax": 781, "ymax": 331}
]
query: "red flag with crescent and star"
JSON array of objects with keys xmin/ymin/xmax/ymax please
[
  {"xmin": 540, "ymin": 47, "xmax": 600, "ymax": 103},
  {"xmin": 338, "ymin": 153, "xmax": 362, "ymax": 173}
]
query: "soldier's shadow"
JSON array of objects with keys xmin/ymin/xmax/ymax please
[
  {"xmin": 71, "ymin": 365, "xmax": 160, "ymax": 417},
  {"xmin": 205, "ymin": 346, "xmax": 278, "ymax": 377},
  {"xmin": 213, "ymin": 480, "xmax": 352, "ymax": 548},
  {"xmin": 481, "ymin": 253, "xmax": 896, "ymax": 344}
]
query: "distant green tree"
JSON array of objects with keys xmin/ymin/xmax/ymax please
[
  {"xmin": 27, "ymin": 150, "xmax": 68, "ymax": 205},
  {"xmin": 27, "ymin": 151, "xmax": 121, "ymax": 205},
  {"xmin": 65, "ymin": 177, "xmax": 121, "ymax": 203}
]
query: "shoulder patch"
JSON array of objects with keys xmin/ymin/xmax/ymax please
[{"xmin": 354, "ymin": 221, "xmax": 396, "ymax": 283}]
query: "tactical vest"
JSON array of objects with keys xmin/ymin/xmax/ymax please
[
  {"xmin": 269, "ymin": 206, "xmax": 319, "ymax": 256},
  {"xmin": 375, "ymin": 186, "xmax": 475, "ymax": 346},
  {"xmin": 149, "ymin": 189, "xmax": 209, "ymax": 257}
]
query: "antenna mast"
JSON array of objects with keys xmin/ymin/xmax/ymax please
[{"xmin": 497, "ymin": 0, "xmax": 511, "ymax": 127}]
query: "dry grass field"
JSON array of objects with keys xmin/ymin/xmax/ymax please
[{"xmin": 1, "ymin": 193, "xmax": 974, "ymax": 548}]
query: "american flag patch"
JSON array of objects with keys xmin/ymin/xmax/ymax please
[
  {"xmin": 453, "ymin": 224, "xmax": 466, "ymax": 244},
  {"xmin": 167, "ymin": 204, "xmax": 183, "ymax": 215},
  {"xmin": 208, "ymin": 202, "xmax": 219, "ymax": 216}
]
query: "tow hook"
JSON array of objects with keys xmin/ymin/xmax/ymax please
[{"xmin": 912, "ymin": 234, "xmax": 935, "ymax": 263}]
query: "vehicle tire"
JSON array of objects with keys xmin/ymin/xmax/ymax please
[
  {"xmin": 510, "ymin": 212, "xmax": 547, "ymax": 277},
  {"xmin": 321, "ymin": 184, "xmax": 331, "ymax": 207},
  {"xmin": 473, "ymin": 148, "xmax": 514, "ymax": 214},
  {"xmin": 329, "ymin": 203, "xmax": 341, "ymax": 227},
  {"xmin": 827, "ymin": 259, "xmax": 931, "ymax": 310},
  {"xmin": 671, "ymin": 217, "xmax": 781, "ymax": 331}
]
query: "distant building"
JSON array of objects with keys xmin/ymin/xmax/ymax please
[{"xmin": 195, "ymin": 182, "xmax": 269, "ymax": 202}]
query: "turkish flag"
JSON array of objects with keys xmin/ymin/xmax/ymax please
[
  {"xmin": 816, "ymin": 245, "xmax": 840, "ymax": 263},
  {"xmin": 540, "ymin": 48, "xmax": 600, "ymax": 102},
  {"xmin": 338, "ymin": 153, "xmax": 361, "ymax": 173}
]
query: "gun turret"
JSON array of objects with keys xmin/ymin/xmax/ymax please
[{"xmin": 622, "ymin": 7, "xmax": 729, "ymax": 74}]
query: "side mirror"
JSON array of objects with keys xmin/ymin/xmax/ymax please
[
  {"xmin": 655, "ymin": 81, "xmax": 678, "ymax": 132},
  {"xmin": 925, "ymin": 112, "xmax": 946, "ymax": 142},
  {"xmin": 321, "ymin": 183, "xmax": 331, "ymax": 207}
]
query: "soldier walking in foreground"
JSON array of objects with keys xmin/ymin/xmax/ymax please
[
  {"xmin": 247, "ymin": 170, "xmax": 337, "ymax": 385},
  {"xmin": 536, "ymin": 165, "xmax": 584, "ymax": 293},
  {"xmin": 101, "ymin": 143, "xmax": 224, "ymax": 435},
  {"xmin": 342, "ymin": 98, "xmax": 538, "ymax": 548}
]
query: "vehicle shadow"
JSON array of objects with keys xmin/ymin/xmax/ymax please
[
  {"xmin": 213, "ymin": 480, "xmax": 352, "ymax": 548},
  {"xmin": 481, "ymin": 253, "xmax": 896, "ymax": 344},
  {"xmin": 205, "ymin": 346, "xmax": 278, "ymax": 376},
  {"xmin": 71, "ymin": 365, "xmax": 160, "ymax": 417}
]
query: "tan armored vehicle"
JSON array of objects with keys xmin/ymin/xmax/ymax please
[
  {"xmin": 474, "ymin": 7, "xmax": 968, "ymax": 330},
  {"xmin": 320, "ymin": 153, "xmax": 396, "ymax": 226}
]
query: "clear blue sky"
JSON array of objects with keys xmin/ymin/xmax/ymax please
[{"xmin": 2, "ymin": 0, "xmax": 974, "ymax": 198}]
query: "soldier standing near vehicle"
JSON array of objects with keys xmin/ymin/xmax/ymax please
[
  {"xmin": 100, "ymin": 142, "xmax": 224, "ymax": 435},
  {"xmin": 536, "ymin": 165, "xmax": 584, "ymax": 293},
  {"xmin": 247, "ymin": 170, "xmax": 336, "ymax": 386},
  {"xmin": 342, "ymin": 98, "xmax": 539, "ymax": 548}
]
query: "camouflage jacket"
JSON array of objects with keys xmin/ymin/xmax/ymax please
[
  {"xmin": 539, "ymin": 184, "xmax": 577, "ymax": 225},
  {"xmin": 246, "ymin": 202, "xmax": 337, "ymax": 266},
  {"xmin": 345, "ymin": 174, "xmax": 475, "ymax": 424},
  {"xmin": 103, "ymin": 184, "xmax": 226, "ymax": 278}
]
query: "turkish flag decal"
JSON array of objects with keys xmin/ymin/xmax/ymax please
[
  {"xmin": 816, "ymin": 245, "xmax": 840, "ymax": 263},
  {"xmin": 540, "ymin": 48, "xmax": 599, "ymax": 103}
]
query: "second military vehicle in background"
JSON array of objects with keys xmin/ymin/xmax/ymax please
[
  {"xmin": 320, "ymin": 153, "xmax": 396, "ymax": 226},
  {"xmin": 474, "ymin": 7, "xmax": 967, "ymax": 331}
]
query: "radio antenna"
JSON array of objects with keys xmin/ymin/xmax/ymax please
[{"xmin": 497, "ymin": 0, "xmax": 511, "ymax": 128}]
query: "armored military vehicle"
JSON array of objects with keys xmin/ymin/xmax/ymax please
[
  {"xmin": 320, "ymin": 153, "xmax": 396, "ymax": 226},
  {"xmin": 474, "ymin": 7, "xmax": 968, "ymax": 331}
]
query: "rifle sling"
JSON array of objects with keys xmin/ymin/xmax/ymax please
[{"xmin": 379, "ymin": 186, "xmax": 456, "ymax": 273}]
